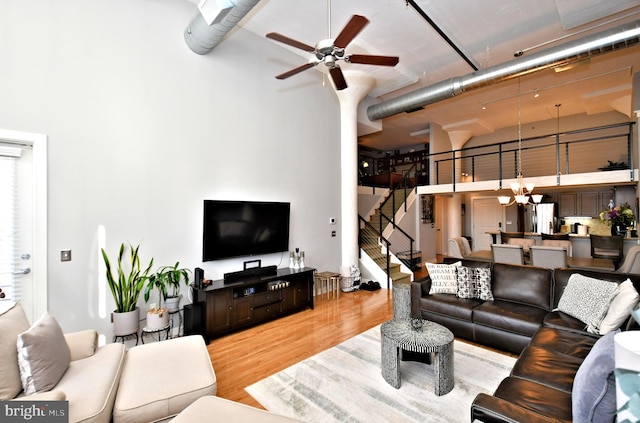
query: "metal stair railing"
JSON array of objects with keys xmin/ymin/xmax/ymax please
[
  {"xmin": 359, "ymin": 215, "xmax": 392, "ymax": 289},
  {"xmin": 376, "ymin": 168, "xmax": 417, "ymax": 272}
]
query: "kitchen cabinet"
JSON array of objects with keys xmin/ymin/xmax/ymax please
[
  {"xmin": 558, "ymin": 192, "xmax": 577, "ymax": 217},
  {"xmin": 578, "ymin": 190, "xmax": 613, "ymax": 217}
]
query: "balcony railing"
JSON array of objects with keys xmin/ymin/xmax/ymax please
[{"xmin": 359, "ymin": 122, "xmax": 635, "ymax": 190}]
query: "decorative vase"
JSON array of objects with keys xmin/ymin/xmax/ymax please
[
  {"xmin": 146, "ymin": 308, "xmax": 169, "ymax": 330},
  {"xmin": 611, "ymin": 222, "xmax": 626, "ymax": 236},
  {"xmin": 165, "ymin": 295, "xmax": 181, "ymax": 313},
  {"xmin": 111, "ymin": 307, "xmax": 140, "ymax": 336}
]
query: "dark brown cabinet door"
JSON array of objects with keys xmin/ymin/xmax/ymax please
[
  {"xmin": 232, "ymin": 296, "xmax": 253, "ymax": 325},
  {"xmin": 206, "ymin": 289, "xmax": 232, "ymax": 336}
]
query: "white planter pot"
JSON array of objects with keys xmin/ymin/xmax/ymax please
[
  {"xmin": 146, "ymin": 309, "xmax": 169, "ymax": 330},
  {"xmin": 111, "ymin": 308, "xmax": 140, "ymax": 336},
  {"xmin": 165, "ymin": 295, "xmax": 181, "ymax": 313}
]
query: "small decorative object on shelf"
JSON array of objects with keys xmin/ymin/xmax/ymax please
[
  {"xmin": 600, "ymin": 202, "xmax": 635, "ymax": 236},
  {"xmin": 598, "ymin": 160, "xmax": 630, "ymax": 171},
  {"xmin": 294, "ymin": 248, "xmax": 300, "ymax": 269},
  {"xmin": 290, "ymin": 248, "xmax": 305, "ymax": 269},
  {"xmin": 411, "ymin": 318, "xmax": 424, "ymax": 331}
]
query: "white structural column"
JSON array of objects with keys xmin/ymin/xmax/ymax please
[
  {"xmin": 446, "ymin": 131, "xmax": 472, "ymax": 253},
  {"xmin": 634, "ymin": 73, "xmax": 640, "ymax": 206},
  {"xmin": 335, "ymin": 70, "xmax": 375, "ymax": 270}
]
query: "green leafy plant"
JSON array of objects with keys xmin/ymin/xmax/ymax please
[
  {"xmin": 101, "ymin": 243, "xmax": 154, "ymax": 313},
  {"xmin": 144, "ymin": 262, "xmax": 191, "ymax": 307}
]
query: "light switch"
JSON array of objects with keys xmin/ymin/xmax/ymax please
[{"xmin": 61, "ymin": 250, "xmax": 71, "ymax": 262}]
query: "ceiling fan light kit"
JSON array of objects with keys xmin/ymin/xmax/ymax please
[{"xmin": 266, "ymin": 15, "xmax": 399, "ymax": 90}]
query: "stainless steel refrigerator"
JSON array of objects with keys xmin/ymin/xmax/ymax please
[{"xmin": 524, "ymin": 203, "xmax": 557, "ymax": 234}]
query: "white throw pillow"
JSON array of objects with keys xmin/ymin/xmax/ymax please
[
  {"xmin": 557, "ymin": 274, "xmax": 620, "ymax": 334},
  {"xmin": 17, "ymin": 312, "xmax": 71, "ymax": 395},
  {"xmin": 426, "ymin": 261, "xmax": 461, "ymax": 295},
  {"xmin": 599, "ymin": 279, "xmax": 639, "ymax": 334}
]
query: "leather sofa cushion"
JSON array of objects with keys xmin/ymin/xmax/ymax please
[
  {"xmin": 543, "ymin": 310, "xmax": 594, "ymax": 334},
  {"xmin": 510, "ymin": 346, "xmax": 583, "ymax": 393},
  {"xmin": 529, "ymin": 326, "xmax": 597, "ymax": 358},
  {"xmin": 473, "ymin": 300, "xmax": 548, "ymax": 337},
  {"xmin": 419, "ymin": 294, "xmax": 481, "ymax": 321},
  {"xmin": 491, "ymin": 377, "xmax": 573, "ymax": 423},
  {"xmin": 492, "ymin": 264, "xmax": 553, "ymax": 310}
]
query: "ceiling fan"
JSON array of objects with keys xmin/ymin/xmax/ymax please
[{"xmin": 266, "ymin": 14, "xmax": 399, "ymax": 90}]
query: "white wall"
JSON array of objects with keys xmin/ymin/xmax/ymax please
[{"xmin": 0, "ymin": 0, "xmax": 342, "ymax": 336}]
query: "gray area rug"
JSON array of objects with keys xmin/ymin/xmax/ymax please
[{"xmin": 246, "ymin": 324, "xmax": 516, "ymax": 422}]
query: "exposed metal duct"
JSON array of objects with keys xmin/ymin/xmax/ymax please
[
  {"xmin": 367, "ymin": 20, "xmax": 640, "ymax": 121},
  {"xmin": 184, "ymin": 0, "xmax": 261, "ymax": 55}
]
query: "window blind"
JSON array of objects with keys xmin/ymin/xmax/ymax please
[{"xmin": 0, "ymin": 146, "xmax": 21, "ymax": 301}]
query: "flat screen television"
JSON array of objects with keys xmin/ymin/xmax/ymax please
[{"xmin": 202, "ymin": 200, "xmax": 290, "ymax": 261}]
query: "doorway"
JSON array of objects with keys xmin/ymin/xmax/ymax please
[
  {"xmin": 0, "ymin": 129, "xmax": 47, "ymax": 323},
  {"xmin": 472, "ymin": 197, "xmax": 503, "ymax": 252}
]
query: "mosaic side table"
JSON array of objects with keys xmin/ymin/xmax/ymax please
[{"xmin": 380, "ymin": 319, "xmax": 454, "ymax": 396}]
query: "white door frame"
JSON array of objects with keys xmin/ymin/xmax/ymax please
[{"xmin": 0, "ymin": 129, "xmax": 47, "ymax": 321}]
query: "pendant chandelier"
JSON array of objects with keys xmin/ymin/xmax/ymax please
[{"xmin": 497, "ymin": 79, "xmax": 542, "ymax": 206}]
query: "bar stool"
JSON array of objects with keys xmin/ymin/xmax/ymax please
[{"xmin": 590, "ymin": 234, "xmax": 624, "ymax": 269}]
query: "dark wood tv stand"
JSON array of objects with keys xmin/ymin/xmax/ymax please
[{"xmin": 192, "ymin": 267, "xmax": 315, "ymax": 341}]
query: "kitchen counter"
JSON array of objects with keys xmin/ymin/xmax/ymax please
[{"xmin": 486, "ymin": 231, "xmax": 640, "ymax": 258}]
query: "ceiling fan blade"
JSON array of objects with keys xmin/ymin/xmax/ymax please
[
  {"xmin": 347, "ymin": 54, "xmax": 399, "ymax": 66},
  {"xmin": 266, "ymin": 32, "xmax": 315, "ymax": 52},
  {"xmin": 275, "ymin": 62, "xmax": 316, "ymax": 80},
  {"xmin": 333, "ymin": 15, "xmax": 369, "ymax": 49},
  {"xmin": 329, "ymin": 66, "xmax": 348, "ymax": 90}
]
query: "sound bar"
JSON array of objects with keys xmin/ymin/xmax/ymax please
[{"xmin": 224, "ymin": 265, "xmax": 277, "ymax": 283}]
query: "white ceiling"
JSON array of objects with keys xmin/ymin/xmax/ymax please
[{"xmin": 238, "ymin": 0, "xmax": 640, "ymax": 151}]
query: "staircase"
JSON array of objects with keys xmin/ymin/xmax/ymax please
[{"xmin": 359, "ymin": 188, "xmax": 414, "ymax": 288}]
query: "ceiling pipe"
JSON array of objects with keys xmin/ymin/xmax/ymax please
[
  {"xmin": 367, "ymin": 19, "xmax": 640, "ymax": 121},
  {"xmin": 184, "ymin": 0, "xmax": 261, "ymax": 55}
]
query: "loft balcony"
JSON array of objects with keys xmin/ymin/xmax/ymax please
[{"xmin": 359, "ymin": 122, "xmax": 637, "ymax": 195}]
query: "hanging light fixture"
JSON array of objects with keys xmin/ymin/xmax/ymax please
[{"xmin": 498, "ymin": 79, "xmax": 542, "ymax": 206}]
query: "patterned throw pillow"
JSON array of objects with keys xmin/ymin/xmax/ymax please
[
  {"xmin": 456, "ymin": 266, "xmax": 493, "ymax": 301},
  {"xmin": 557, "ymin": 274, "xmax": 620, "ymax": 334},
  {"xmin": 426, "ymin": 262, "xmax": 461, "ymax": 295}
]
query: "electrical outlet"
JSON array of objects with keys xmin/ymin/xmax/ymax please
[
  {"xmin": 61, "ymin": 250, "xmax": 72, "ymax": 262},
  {"xmin": 331, "ymin": 230, "xmax": 336, "ymax": 237}
]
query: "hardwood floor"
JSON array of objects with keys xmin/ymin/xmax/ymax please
[{"xmin": 207, "ymin": 287, "xmax": 393, "ymax": 409}]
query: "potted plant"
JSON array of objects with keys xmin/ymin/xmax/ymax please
[
  {"xmin": 144, "ymin": 271, "xmax": 169, "ymax": 331},
  {"xmin": 147, "ymin": 262, "xmax": 191, "ymax": 313},
  {"xmin": 101, "ymin": 243, "xmax": 154, "ymax": 336}
]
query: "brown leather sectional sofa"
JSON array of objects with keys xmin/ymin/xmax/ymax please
[{"xmin": 411, "ymin": 260, "xmax": 640, "ymax": 423}]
